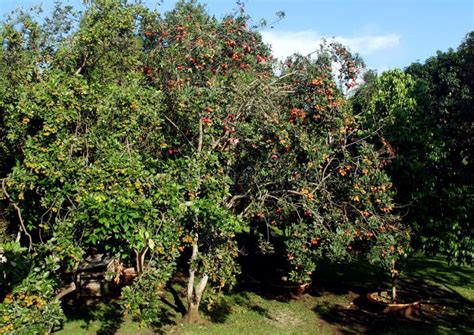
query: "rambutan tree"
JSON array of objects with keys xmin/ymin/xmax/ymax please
[{"xmin": 0, "ymin": 0, "xmax": 412, "ymax": 330}]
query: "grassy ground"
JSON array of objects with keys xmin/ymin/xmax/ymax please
[{"xmin": 56, "ymin": 254, "xmax": 473, "ymax": 335}]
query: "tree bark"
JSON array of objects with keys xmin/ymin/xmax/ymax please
[
  {"xmin": 391, "ymin": 281, "xmax": 397, "ymax": 302},
  {"xmin": 186, "ymin": 301, "xmax": 200, "ymax": 323},
  {"xmin": 134, "ymin": 247, "xmax": 148, "ymax": 275},
  {"xmin": 197, "ymin": 119, "xmax": 203, "ymax": 152},
  {"xmin": 391, "ymin": 260, "xmax": 398, "ymax": 302},
  {"xmin": 185, "ymin": 234, "xmax": 209, "ymax": 323},
  {"xmin": 134, "ymin": 249, "xmax": 141, "ymax": 274}
]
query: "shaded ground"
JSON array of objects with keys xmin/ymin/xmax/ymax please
[
  {"xmin": 308, "ymin": 256, "xmax": 474, "ymax": 335},
  {"xmin": 57, "ymin": 254, "xmax": 473, "ymax": 334}
]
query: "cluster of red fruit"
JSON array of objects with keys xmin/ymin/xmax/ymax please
[
  {"xmin": 288, "ymin": 107, "xmax": 306, "ymax": 123},
  {"xmin": 175, "ymin": 25, "xmax": 187, "ymax": 42}
]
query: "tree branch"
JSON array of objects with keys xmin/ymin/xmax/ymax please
[
  {"xmin": 163, "ymin": 115, "xmax": 194, "ymax": 148},
  {"xmin": 2, "ymin": 179, "xmax": 33, "ymax": 251},
  {"xmin": 188, "ymin": 234, "xmax": 199, "ymax": 303},
  {"xmin": 140, "ymin": 247, "xmax": 149, "ymax": 272},
  {"xmin": 55, "ymin": 282, "xmax": 76, "ymax": 300},
  {"xmin": 74, "ymin": 52, "xmax": 88, "ymax": 76},
  {"xmin": 195, "ymin": 274, "xmax": 209, "ymax": 301},
  {"xmin": 197, "ymin": 119, "xmax": 203, "ymax": 152}
]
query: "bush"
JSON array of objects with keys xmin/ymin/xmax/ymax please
[{"xmin": 0, "ymin": 265, "xmax": 65, "ymax": 334}]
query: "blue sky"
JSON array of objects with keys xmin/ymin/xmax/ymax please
[{"xmin": 1, "ymin": 0, "xmax": 473, "ymax": 71}]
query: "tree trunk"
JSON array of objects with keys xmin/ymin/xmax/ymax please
[
  {"xmin": 134, "ymin": 247, "xmax": 148, "ymax": 275},
  {"xmin": 391, "ymin": 260, "xmax": 398, "ymax": 302},
  {"xmin": 186, "ymin": 301, "xmax": 200, "ymax": 323},
  {"xmin": 391, "ymin": 281, "xmax": 397, "ymax": 302},
  {"xmin": 185, "ymin": 234, "xmax": 209, "ymax": 323},
  {"xmin": 185, "ymin": 274, "xmax": 208, "ymax": 323}
]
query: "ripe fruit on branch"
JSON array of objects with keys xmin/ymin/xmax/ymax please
[{"xmin": 201, "ymin": 117, "xmax": 212, "ymax": 125}]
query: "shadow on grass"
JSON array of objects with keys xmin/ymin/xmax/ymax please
[
  {"xmin": 239, "ymin": 252, "xmax": 474, "ymax": 334},
  {"xmin": 203, "ymin": 298, "xmax": 232, "ymax": 323},
  {"xmin": 58, "ymin": 254, "xmax": 473, "ymax": 334},
  {"xmin": 95, "ymin": 304, "xmax": 123, "ymax": 335},
  {"xmin": 159, "ymin": 271, "xmax": 273, "ymax": 325},
  {"xmin": 313, "ymin": 300, "xmax": 437, "ymax": 335},
  {"xmin": 61, "ymin": 298, "xmax": 124, "ymax": 334},
  {"xmin": 201, "ymin": 291, "xmax": 272, "ymax": 324},
  {"xmin": 149, "ymin": 307, "xmax": 178, "ymax": 335},
  {"xmin": 61, "ymin": 295, "xmax": 178, "ymax": 335},
  {"xmin": 314, "ymin": 287, "xmax": 474, "ymax": 335},
  {"xmin": 404, "ymin": 255, "xmax": 473, "ymax": 288},
  {"xmin": 310, "ymin": 257, "xmax": 474, "ymax": 335},
  {"xmin": 163, "ymin": 281, "xmax": 187, "ymax": 317},
  {"xmin": 309, "ymin": 259, "xmax": 386, "ymax": 297}
]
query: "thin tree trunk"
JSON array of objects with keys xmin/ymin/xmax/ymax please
[
  {"xmin": 391, "ymin": 281, "xmax": 397, "ymax": 302},
  {"xmin": 186, "ymin": 234, "xmax": 209, "ymax": 323},
  {"xmin": 186, "ymin": 274, "xmax": 209, "ymax": 323},
  {"xmin": 391, "ymin": 260, "xmax": 398, "ymax": 302},
  {"xmin": 134, "ymin": 247, "xmax": 148, "ymax": 275},
  {"xmin": 134, "ymin": 249, "xmax": 141, "ymax": 274},
  {"xmin": 140, "ymin": 247, "xmax": 148, "ymax": 272},
  {"xmin": 197, "ymin": 119, "xmax": 203, "ymax": 152}
]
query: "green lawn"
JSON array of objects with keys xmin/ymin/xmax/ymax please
[{"xmin": 56, "ymin": 254, "xmax": 473, "ymax": 335}]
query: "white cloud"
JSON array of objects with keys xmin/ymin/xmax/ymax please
[
  {"xmin": 261, "ymin": 30, "xmax": 400, "ymax": 60},
  {"xmin": 336, "ymin": 35, "xmax": 400, "ymax": 54}
]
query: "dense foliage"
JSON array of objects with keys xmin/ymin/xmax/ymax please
[
  {"xmin": 353, "ymin": 33, "xmax": 473, "ymax": 264},
  {"xmin": 403, "ymin": 34, "xmax": 473, "ymax": 263},
  {"xmin": 0, "ymin": 0, "xmax": 470, "ymax": 332}
]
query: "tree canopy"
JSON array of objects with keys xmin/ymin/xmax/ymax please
[{"xmin": 0, "ymin": 0, "xmax": 470, "ymax": 332}]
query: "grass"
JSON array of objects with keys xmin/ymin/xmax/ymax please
[{"xmin": 56, "ymin": 253, "xmax": 473, "ymax": 335}]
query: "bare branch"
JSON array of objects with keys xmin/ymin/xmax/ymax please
[
  {"xmin": 163, "ymin": 115, "xmax": 194, "ymax": 148},
  {"xmin": 1, "ymin": 179, "xmax": 34, "ymax": 251},
  {"xmin": 197, "ymin": 119, "xmax": 203, "ymax": 152},
  {"xmin": 55, "ymin": 282, "xmax": 76, "ymax": 300},
  {"xmin": 345, "ymin": 125, "xmax": 383, "ymax": 148},
  {"xmin": 74, "ymin": 52, "xmax": 88, "ymax": 76}
]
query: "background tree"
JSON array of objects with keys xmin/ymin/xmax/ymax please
[
  {"xmin": 403, "ymin": 33, "xmax": 473, "ymax": 263},
  {"xmin": 233, "ymin": 45, "xmax": 411, "ymax": 290},
  {"xmin": 353, "ymin": 32, "xmax": 473, "ymax": 264}
]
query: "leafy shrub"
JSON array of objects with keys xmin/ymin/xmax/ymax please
[{"xmin": 0, "ymin": 268, "xmax": 65, "ymax": 334}]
